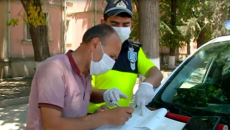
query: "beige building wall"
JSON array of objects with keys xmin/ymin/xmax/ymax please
[
  {"xmin": 0, "ymin": 0, "xmax": 64, "ymax": 79},
  {"xmin": 0, "ymin": 0, "xmax": 106, "ymax": 79},
  {"xmin": 0, "ymin": 0, "xmax": 11, "ymax": 78},
  {"xmin": 0, "ymin": 0, "xmax": 9, "ymax": 60},
  {"xmin": 65, "ymin": 0, "xmax": 104, "ymax": 52}
]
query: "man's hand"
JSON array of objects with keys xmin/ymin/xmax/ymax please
[
  {"xmin": 93, "ymin": 105, "xmax": 109, "ymax": 114},
  {"xmin": 135, "ymin": 82, "xmax": 154, "ymax": 116},
  {"xmin": 103, "ymin": 88, "xmax": 128, "ymax": 106},
  {"xmin": 102, "ymin": 107, "xmax": 134, "ymax": 126},
  {"xmin": 40, "ymin": 106, "xmax": 133, "ymax": 130}
]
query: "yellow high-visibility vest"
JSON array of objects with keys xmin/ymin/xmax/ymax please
[{"xmin": 88, "ymin": 40, "xmax": 155, "ymax": 113}]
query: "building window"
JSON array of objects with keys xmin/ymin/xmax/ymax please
[
  {"xmin": 26, "ymin": 24, "xmax": 32, "ymax": 40},
  {"xmin": 24, "ymin": 11, "xmax": 51, "ymax": 42},
  {"xmin": 66, "ymin": 20, "xmax": 72, "ymax": 44}
]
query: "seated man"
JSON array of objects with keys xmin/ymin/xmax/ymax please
[{"xmin": 26, "ymin": 24, "xmax": 134, "ymax": 130}]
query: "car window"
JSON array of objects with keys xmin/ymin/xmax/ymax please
[
  {"xmin": 222, "ymin": 56, "xmax": 230, "ymax": 75},
  {"xmin": 180, "ymin": 65, "xmax": 207, "ymax": 89},
  {"xmin": 155, "ymin": 40, "xmax": 230, "ymax": 125}
]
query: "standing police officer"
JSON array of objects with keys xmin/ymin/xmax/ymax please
[{"xmin": 89, "ymin": 0, "xmax": 163, "ymax": 116}]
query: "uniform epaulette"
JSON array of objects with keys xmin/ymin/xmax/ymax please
[{"xmin": 128, "ymin": 40, "xmax": 142, "ymax": 47}]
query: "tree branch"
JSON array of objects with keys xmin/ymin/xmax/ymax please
[
  {"xmin": 20, "ymin": 0, "xmax": 43, "ymax": 19},
  {"xmin": 20, "ymin": 0, "xmax": 30, "ymax": 14},
  {"xmin": 134, "ymin": 0, "xmax": 139, "ymax": 13}
]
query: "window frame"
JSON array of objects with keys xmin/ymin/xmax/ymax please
[{"xmin": 22, "ymin": 10, "xmax": 52, "ymax": 44}]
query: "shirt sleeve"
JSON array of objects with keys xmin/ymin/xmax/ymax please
[
  {"xmin": 36, "ymin": 62, "xmax": 66, "ymax": 111},
  {"xmin": 138, "ymin": 48, "xmax": 156, "ymax": 76}
]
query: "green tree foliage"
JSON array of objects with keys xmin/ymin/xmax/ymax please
[
  {"xmin": 7, "ymin": 0, "xmax": 50, "ymax": 62},
  {"xmin": 129, "ymin": 1, "xmax": 139, "ymax": 41},
  {"xmin": 177, "ymin": 0, "xmax": 230, "ymax": 47},
  {"xmin": 7, "ymin": 0, "xmax": 46, "ymax": 27},
  {"xmin": 6, "ymin": 18, "xmax": 19, "ymax": 27},
  {"xmin": 131, "ymin": 0, "xmax": 230, "ymax": 50},
  {"xmin": 130, "ymin": 0, "xmax": 173, "ymax": 42}
]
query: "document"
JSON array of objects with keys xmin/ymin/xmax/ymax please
[{"xmin": 95, "ymin": 107, "xmax": 186, "ymax": 130}]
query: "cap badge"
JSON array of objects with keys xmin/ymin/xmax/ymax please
[{"xmin": 116, "ymin": 1, "xmax": 127, "ymax": 8}]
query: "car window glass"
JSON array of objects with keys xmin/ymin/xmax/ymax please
[{"xmin": 158, "ymin": 40, "xmax": 230, "ymax": 125}]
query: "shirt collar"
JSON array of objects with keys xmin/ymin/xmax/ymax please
[
  {"xmin": 66, "ymin": 50, "xmax": 91, "ymax": 78},
  {"xmin": 121, "ymin": 40, "xmax": 130, "ymax": 50},
  {"xmin": 66, "ymin": 50, "xmax": 80, "ymax": 74}
]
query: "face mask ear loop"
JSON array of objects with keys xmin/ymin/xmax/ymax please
[{"xmin": 100, "ymin": 42, "xmax": 104, "ymax": 53}]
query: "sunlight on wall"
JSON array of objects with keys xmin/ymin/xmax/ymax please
[{"xmin": 23, "ymin": 65, "xmax": 29, "ymax": 77}]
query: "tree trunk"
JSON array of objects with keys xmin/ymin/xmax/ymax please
[
  {"xmin": 187, "ymin": 41, "xmax": 191, "ymax": 56},
  {"xmin": 29, "ymin": 25, "xmax": 50, "ymax": 60},
  {"xmin": 20, "ymin": 0, "xmax": 50, "ymax": 68},
  {"xmin": 168, "ymin": 48, "xmax": 175, "ymax": 69},
  {"xmin": 138, "ymin": 0, "xmax": 160, "ymax": 69},
  {"xmin": 168, "ymin": 0, "xmax": 177, "ymax": 69},
  {"xmin": 197, "ymin": 29, "xmax": 206, "ymax": 48}
]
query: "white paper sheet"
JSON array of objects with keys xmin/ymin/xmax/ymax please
[{"xmin": 95, "ymin": 107, "xmax": 185, "ymax": 130}]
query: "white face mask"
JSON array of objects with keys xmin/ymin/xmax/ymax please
[
  {"xmin": 112, "ymin": 27, "xmax": 131, "ymax": 43},
  {"xmin": 90, "ymin": 43, "xmax": 115, "ymax": 75}
]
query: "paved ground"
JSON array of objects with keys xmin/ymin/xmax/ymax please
[
  {"xmin": 0, "ymin": 104, "xmax": 28, "ymax": 130},
  {"xmin": 0, "ymin": 78, "xmax": 32, "ymax": 101}
]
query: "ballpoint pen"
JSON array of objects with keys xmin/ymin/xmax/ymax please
[{"xmin": 110, "ymin": 100, "xmax": 120, "ymax": 107}]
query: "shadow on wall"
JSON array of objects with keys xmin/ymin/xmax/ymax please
[
  {"xmin": 0, "ymin": 60, "xmax": 36, "ymax": 79},
  {"xmin": 83, "ymin": 0, "xmax": 94, "ymax": 30},
  {"xmin": 46, "ymin": 6, "xmax": 62, "ymax": 55},
  {"xmin": 81, "ymin": 0, "xmax": 104, "ymax": 29}
]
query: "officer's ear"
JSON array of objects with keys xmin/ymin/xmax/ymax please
[
  {"xmin": 131, "ymin": 20, "xmax": 133, "ymax": 28},
  {"xmin": 101, "ymin": 18, "xmax": 106, "ymax": 24},
  {"xmin": 129, "ymin": 20, "xmax": 133, "ymax": 30}
]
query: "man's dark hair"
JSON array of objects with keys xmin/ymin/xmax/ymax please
[
  {"xmin": 104, "ymin": 12, "xmax": 132, "ymax": 21},
  {"xmin": 82, "ymin": 24, "xmax": 116, "ymax": 45}
]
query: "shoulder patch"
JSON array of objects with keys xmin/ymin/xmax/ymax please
[{"xmin": 128, "ymin": 40, "xmax": 142, "ymax": 47}]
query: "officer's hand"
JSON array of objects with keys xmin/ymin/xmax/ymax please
[
  {"xmin": 103, "ymin": 88, "xmax": 128, "ymax": 106},
  {"xmin": 135, "ymin": 82, "xmax": 154, "ymax": 116},
  {"xmin": 93, "ymin": 105, "xmax": 109, "ymax": 114},
  {"xmin": 102, "ymin": 107, "xmax": 134, "ymax": 126}
]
